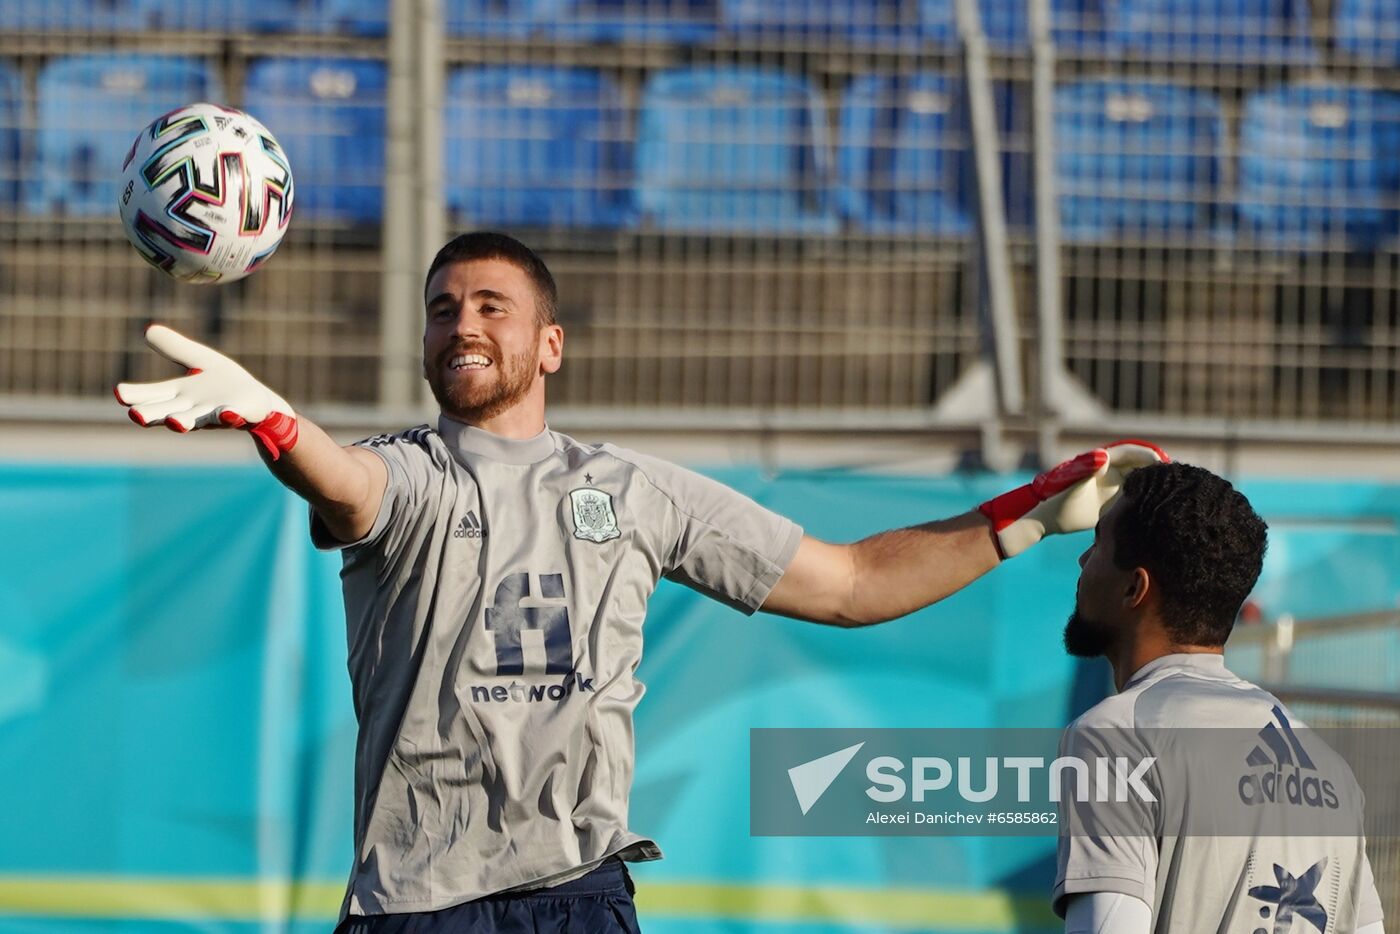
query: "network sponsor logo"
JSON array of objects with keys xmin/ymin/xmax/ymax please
[
  {"xmin": 470, "ymin": 671, "xmax": 595, "ymax": 704},
  {"xmin": 1238, "ymin": 706, "xmax": 1339, "ymax": 809}
]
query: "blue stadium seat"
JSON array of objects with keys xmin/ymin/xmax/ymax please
[
  {"xmin": 722, "ymin": 0, "xmax": 920, "ymax": 49},
  {"xmin": 837, "ymin": 74, "xmax": 973, "ymax": 235},
  {"xmin": 445, "ymin": 0, "xmax": 540, "ymax": 37},
  {"xmin": 32, "ymin": 55, "xmax": 218, "ymax": 217},
  {"xmin": 444, "ymin": 67, "xmax": 633, "ymax": 229},
  {"xmin": 917, "ymin": 0, "xmax": 957, "ymax": 44},
  {"xmin": 1107, "ymin": 0, "xmax": 1316, "ymax": 62},
  {"xmin": 1055, "ymin": 79, "xmax": 1224, "ymax": 241},
  {"xmin": 138, "ymin": 0, "xmax": 399, "ymax": 33},
  {"xmin": 934, "ymin": 0, "xmax": 1105, "ymax": 49},
  {"xmin": 136, "ymin": 0, "xmax": 328, "ymax": 31},
  {"xmin": 1237, "ymin": 85, "xmax": 1400, "ymax": 249},
  {"xmin": 319, "ymin": 0, "xmax": 388, "ymax": 34},
  {"xmin": 243, "ymin": 58, "xmax": 386, "ymax": 223},
  {"xmin": 823, "ymin": 0, "xmax": 1110, "ymax": 49},
  {"xmin": 133, "ymin": 0, "xmax": 223, "ymax": 30},
  {"xmin": 0, "ymin": 64, "xmax": 20, "ymax": 210},
  {"xmin": 535, "ymin": 0, "xmax": 717, "ymax": 43},
  {"xmin": 0, "ymin": 0, "xmax": 145, "ymax": 30},
  {"xmin": 1336, "ymin": 0, "xmax": 1400, "ymax": 67},
  {"xmin": 636, "ymin": 67, "xmax": 837, "ymax": 234}
]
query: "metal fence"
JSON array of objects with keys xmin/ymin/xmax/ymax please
[
  {"xmin": 1229, "ymin": 609, "xmax": 1400, "ymax": 693},
  {"xmin": 0, "ymin": 1, "xmax": 1398, "ymax": 448}
]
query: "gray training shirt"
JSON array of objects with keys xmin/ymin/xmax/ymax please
[
  {"xmin": 312, "ymin": 416, "xmax": 803, "ymax": 917},
  {"xmin": 1054, "ymin": 653, "xmax": 1385, "ymax": 933}
]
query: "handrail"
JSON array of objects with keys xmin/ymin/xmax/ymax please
[
  {"xmin": 1258, "ymin": 683, "xmax": 1400, "ymax": 712},
  {"xmin": 1230, "ymin": 609, "xmax": 1400, "ymax": 646}
]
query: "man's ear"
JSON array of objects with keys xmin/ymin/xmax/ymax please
[
  {"xmin": 540, "ymin": 323, "xmax": 563, "ymax": 375},
  {"xmin": 1124, "ymin": 567, "xmax": 1151, "ymax": 610}
]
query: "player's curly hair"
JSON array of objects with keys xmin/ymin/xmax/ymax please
[
  {"xmin": 425, "ymin": 231, "xmax": 559, "ymax": 327},
  {"xmin": 1112, "ymin": 462, "xmax": 1268, "ymax": 647}
]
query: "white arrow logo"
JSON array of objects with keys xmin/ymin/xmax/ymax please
[{"xmin": 787, "ymin": 742, "xmax": 865, "ymax": 815}]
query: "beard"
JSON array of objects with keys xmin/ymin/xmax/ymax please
[
  {"xmin": 426, "ymin": 340, "xmax": 539, "ymax": 424},
  {"xmin": 1063, "ymin": 609, "xmax": 1117, "ymax": 658}
]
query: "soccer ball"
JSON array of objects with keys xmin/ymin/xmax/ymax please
[{"xmin": 118, "ymin": 103, "xmax": 294, "ymax": 284}]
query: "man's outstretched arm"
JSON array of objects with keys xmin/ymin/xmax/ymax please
[
  {"xmin": 761, "ymin": 512, "xmax": 999, "ymax": 627},
  {"xmin": 761, "ymin": 441, "xmax": 1168, "ymax": 627},
  {"xmin": 114, "ymin": 324, "xmax": 387, "ymax": 543}
]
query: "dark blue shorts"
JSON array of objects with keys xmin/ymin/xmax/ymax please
[{"xmin": 334, "ymin": 858, "xmax": 643, "ymax": 934}]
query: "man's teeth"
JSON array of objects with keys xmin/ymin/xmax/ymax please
[{"xmin": 449, "ymin": 354, "xmax": 492, "ymax": 369}]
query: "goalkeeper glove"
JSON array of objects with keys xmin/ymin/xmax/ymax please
[
  {"xmin": 113, "ymin": 324, "xmax": 299, "ymax": 461},
  {"xmin": 978, "ymin": 440, "xmax": 1169, "ymax": 559}
]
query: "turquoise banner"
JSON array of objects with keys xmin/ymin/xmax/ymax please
[{"xmin": 2, "ymin": 464, "xmax": 1397, "ymax": 932}]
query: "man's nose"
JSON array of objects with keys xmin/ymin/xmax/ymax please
[{"xmin": 450, "ymin": 308, "xmax": 485, "ymax": 336}]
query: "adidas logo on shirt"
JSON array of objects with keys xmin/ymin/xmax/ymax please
[
  {"xmin": 1237, "ymin": 705, "xmax": 1339, "ymax": 809},
  {"xmin": 454, "ymin": 511, "xmax": 487, "ymax": 540}
]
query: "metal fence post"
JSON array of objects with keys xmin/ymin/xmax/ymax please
[
  {"xmin": 955, "ymin": 0, "xmax": 1024, "ymax": 441},
  {"xmin": 414, "ymin": 0, "xmax": 446, "ymax": 409},
  {"xmin": 1028, "ymin": 0, "xmax": 1063, "ymax": 456},
  {"xmin": 378, "ymin": 0, "xmax": 418, "ymax": 409},
  {"xmin": 379, "ymin": 0, "xmax": 444, "ymax": 412},
  {"xmin": 1263, "ymin": 613, "xmax": 1296, "ymax": 683}
]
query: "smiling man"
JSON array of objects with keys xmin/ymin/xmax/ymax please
[
  {"xmin": 421, "ymin": 246, "xmax": 557, "ymax": 435},
  {"xmin": 116, "ymin": 231, "xmax": 1166, "ymax": 933}
]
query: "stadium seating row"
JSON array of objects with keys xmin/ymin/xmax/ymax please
[
  {"xmin": 1058, "ymin": 78, "xmax": 1400, "ymax": 247},
  {"xmin": 1, "ymin": 0, "xmax": 1398, "ymax": 64},
  {"xmin": 2, "ymin": 56, "xmax": 1398, "ymax": 246}
]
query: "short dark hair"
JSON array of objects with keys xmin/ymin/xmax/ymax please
[
  {"xmin": 424, "ymin": 231, "xmax": 558, "ymax": 326},
  {"xmin": 1111, "ymin": 462, "xmax": 1268, "ymax": 647}
]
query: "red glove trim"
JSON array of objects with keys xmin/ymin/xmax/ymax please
[
  {"xmin": 978, "ymin": 484, "xmax": 1040, "ymax": 533},
  {"xmin": 979, "ymin": 449, "xmax": 1108, "ymax": 530},
  {"xmin": 1032, "ymin": 449, "xmax": 1108, "ymax": 499},
  {"xmin": 1105, "ymin": 439, "xmax": 1171, "ymax": 463},
  {"xmin": 218, "ymin": 410, "xmax": 299, "ymax": 461}
]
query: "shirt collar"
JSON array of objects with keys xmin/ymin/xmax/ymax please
[
  {"xmin": 437, "ymin": 414, "xmax": 556, "ymax": 465},
  {"xmin": 1124, "ymin": 652, "xmax": 1228, "ymax": 690}
]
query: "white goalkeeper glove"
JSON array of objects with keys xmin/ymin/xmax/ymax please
[
  {"xmin": 977, "ymin": 440, "xmax": 1170, "ymax": 559},
  {"xmin": 113, "ymin": 324, "xmax": 300, "ymax": 461}
]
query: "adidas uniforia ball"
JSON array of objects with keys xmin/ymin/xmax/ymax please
[{"xmin": 118, "ymin": 103, "xmax": 294, "ymax": 284}]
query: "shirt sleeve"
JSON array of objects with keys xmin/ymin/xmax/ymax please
[
  {"xmin": 1063, "ymin": 892, "xmax": 1153, "ymax": 934},
  {"xmin": 309, "ymin": 427, "xmax": 438, "ymax": 553},
  {"xmin": 1355, "ymin": 841, "xmax": 1385, "ymax": 930},
  {"xmin": 614, "ymin": 448, "xmax": 803, "ymax": 614},
  {"xmin": 1053, "ymin": 722, "xmax": 1160, "ymax": 918}
]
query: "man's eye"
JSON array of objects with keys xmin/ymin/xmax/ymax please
[{"xmin": 482, "ymin": 305, "xmax": 502, "ymax": 314}]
